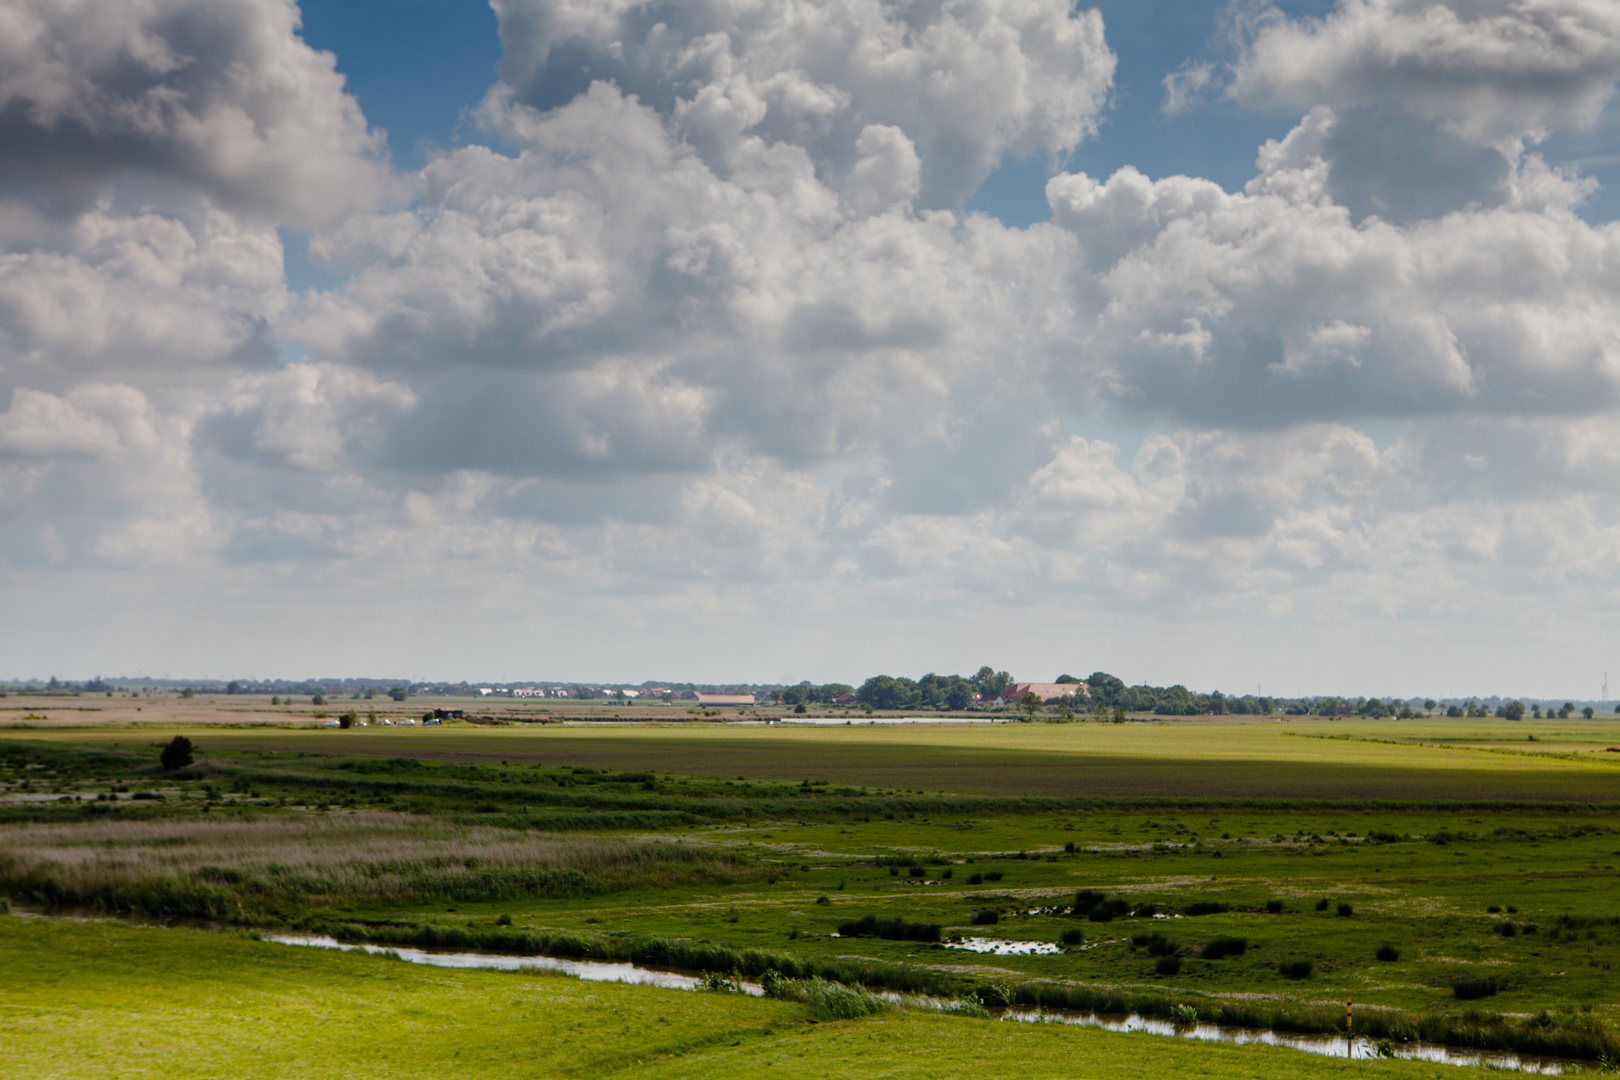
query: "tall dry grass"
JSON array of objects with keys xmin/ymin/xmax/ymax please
[{"xmin": 0, "ymin": 812, "xmax": 754, "ymax": 917}]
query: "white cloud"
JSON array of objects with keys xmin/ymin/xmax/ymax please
[
  {"xmin": 1230, "ymin": 0, "xmax": 1620, "ymax": 147},
  {"xmin": 0, "ymin": 0, "xmax": 388, "ymax": 225},
  {"xmin": 6, "ymin": 0, "xmax": 1620, "ymax": 692},
  {"xmin": 487, "ymin": 0, "xmax": 1116, "ymax": 208}
]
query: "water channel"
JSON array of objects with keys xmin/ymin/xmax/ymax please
[{"xmin": 266, "ymin": 933, "xmax": 1573, "ymax": 1072}]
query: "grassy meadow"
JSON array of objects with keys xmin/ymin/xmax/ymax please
[{"xmin": 8, "ymin": 714, "xmax": 1620, "ymax": 1073}]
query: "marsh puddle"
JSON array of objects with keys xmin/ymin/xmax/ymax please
[
  {"xmin": 1005, "ymin": 1010, "xmax": 1568, "ymax": 1073},
  {"xmin": 266, "ymin": 934, "xmax": 763, "ymax": 995},
  {"xmin": 945, "ymin": 937, "xmax": 1063, "ymax": 956}
]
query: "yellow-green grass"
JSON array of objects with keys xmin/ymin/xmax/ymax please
[
  {"xmin": 0, "ymin": 914, "xmax": 1476, "ymax": 1079},
  {"xmin": 51, "ymin": 717, "xmax": 1620, "ymax": 801}
]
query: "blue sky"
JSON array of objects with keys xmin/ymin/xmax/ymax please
[{"xmin": 4, "ymin": 0, "xmax": 1620, "ymax": 695}]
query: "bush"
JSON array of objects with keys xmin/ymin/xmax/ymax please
[
  {"xmin": 761, "ymin": 973, "xmax": 889, "ymax": 1021},
  {"xmin": 1337, "ymin": 902, "xmax": 1354, "ymax": 917},
  {"xmin": 971, "ymin": 909, "xmax": 1000, "ymax": 926},
  {"xmin": 1486, "ymin": 905, "xmax": 1502, "ymax": 914},
  {"xmin": 1200, "ymin": 936, "xmax": 1247, "ymax": 960},
  {"xmin": 1059, "ymin": 928, "xmax": 1084, "ymax": 946},
  {"xmin": 1073, "ymin": 889, "xmax": 1106, "ymax": 914},
  {"xmin": 1155, "ymin": 955, "xmax": 1182, "ymax": 976},
  {"xmin": 1452, "ymin": 974, "xmax": 1500, "ymax": 1000},
  {"xmin": 965, "ymin": 873, "xmax": 983, "ymax": 885},
  {"xmin": 908, "ymin": 866, "xmax": 925, "ymax": 878},
  {"xmin": 1495, "ymin": 921, "xmax": 1518, "ymax": 937},
  {"xmin": 1314, "ymin": 898, "xmax": 1329, "ymax": 911},
  {"xmin": 1266, "ymin": 899, "xmax": 1284, "ymax": 914},
  {"xmin": 496, "ymin": 913, "xmax": 512, "ymax": 926},
  {"xmin": 815, "ymin": 896, "xmax": 830, "ymax": 906},
  {"xmin": 836, "ymin": 915, "xmax": 942, "ymax": 942},
  {"xmin": 1278, "ymin": 959, "xmax": 1313, "ymax": 979},
  {"xmin": 1182, "ymin": 901, "xmax": 1228, "ymax": 917},
  {"xmin": 1132, "ymin": 933, "xmax": 1177, "ymax": 957},
  {"xmin": 982, "ymin": 871, "xmax": 1003, "ymax": 882},
  {"xmin": 159, "ymin": 735, "xmax": 194, "ymax": 771},
  {"xmin": 1090, "ymin": 899, "xmax": 1131, "ymax": 922},
  {"xmin": 1375, "ymin": 944, "xmax": 1400, "ymax": 962}
]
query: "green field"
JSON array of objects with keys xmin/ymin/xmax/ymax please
[{"xmin": 7, "ymin": 716, "xmax": 1620, "ymax": 1074}]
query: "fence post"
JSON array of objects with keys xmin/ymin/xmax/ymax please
[{"xmin": 1346, "ymin": 1000, "xmax": 1353, "ymax": 1059}]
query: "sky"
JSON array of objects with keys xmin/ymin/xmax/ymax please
[{"xmin": 3, "ymin": 0, "xmax": 1620, "ymax": 697}]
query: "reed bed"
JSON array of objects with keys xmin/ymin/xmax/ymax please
[{"xmin": 0, "ymin": 813, "xmax": 756, "ymax": 918}]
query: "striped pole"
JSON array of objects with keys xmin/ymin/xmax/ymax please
[{"xmin": 1346, "ymin": 1000, "xmax": 1353, "ymax": 1059}]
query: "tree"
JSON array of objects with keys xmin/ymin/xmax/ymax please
[
  {"xmin": 226, "ymin": 681, "xmax": 242, "ymax": 695},
  {"xmin": 1086, "ymin": 672, "xmax": 1126, "ymax": 706},
  {"xmin": 312, "ymin": 693, "xmax": 325, "ymax": 706},
  {"xmin": 1584, "ymin": 706, "xmax": 1595, "ymax": 719},
  {"xmin": 970, "ymin": 667, "xmax": 1012, "ymax": 699},
  {"xmin": 1018, "ymin": 691, "xmax": 1042, "ymax": 721},
  {"xmin": 944, "ymin": 681, "xmax": 974, "ymax": 711},
  {"xmin": 339, "ymin": 710, "xmax": 357, "ymax": 728},
  {"xmin": 389, "ymin": 686, "xmax": 408, "ymax": 701},
  {"xmin": 1424, "ymin": 699, "xmax": 1437, "ymax": 712},
  {"xmin": 1502, "ymin": 701, "xmax": 1525, "ymax": 721},
  {"xmin": 160, "ymin": 735, "xmax": 194, "ymax": 771}
]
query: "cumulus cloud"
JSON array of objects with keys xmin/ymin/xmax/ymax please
[
  {"xmin": 1230, "ymin": 0, "xmax": 1620, "ymax": 146},
  {"xmin": 0, "ymin": 0, "xmax": 388, "ymax": 225},
  {"xmin": 487, "ymin": 0, "xmax": 1116, "ymax": 208},
  {"xmin": 8, "ymin": 0, "xmax": 1620, "ymax": 687}
]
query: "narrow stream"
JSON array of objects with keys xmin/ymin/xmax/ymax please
[
  {"xmin": 264, "ymin": 933, "xmax": 764, "ymax": 995},
  {"xmin": 1005, "ymin": 1009, "xmax": 1569, "ymax": 1074},
  {"xmin": 265, "ymin": 933, "xmax": 1577, "ymax": 1071}
]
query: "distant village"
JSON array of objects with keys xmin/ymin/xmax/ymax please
[{"xmin": 4, "ymin": 672, "xmax": 1613, "ymax": 719}]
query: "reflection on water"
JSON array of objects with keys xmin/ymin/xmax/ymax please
[
  {"xmin": 1006, "ymin": 1010, "xmax": 1567, "ymax": 1073},
  {"xmin": 266, "ymin": 934, "xmax": 763, "ymax": 994}
]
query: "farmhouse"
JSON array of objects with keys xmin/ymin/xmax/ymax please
[{"xmin": 1004, "ymin": 682, "xmax": 1089, "ymax": 703}]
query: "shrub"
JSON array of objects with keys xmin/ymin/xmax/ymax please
[
  {"xmin": 1132, "ymin": 903, "xmax": 1158, "ymax": 918},
  {"xmin": 971, "ymin": 909, "xmax": 1000, "ymax": 926},
  {"xmin": 907, "ymin": 866, "xmax": 925, "ymax": 878},
  {"xmin": 1155, "ymin": 955, "xmax": 1182, "ymax": 976},
  {"xmin": 1495, "ymin": 922, "xmax": 1518, "ymax": 937},
  {"xmin": 1132, "ymin": 933, "xmax": 1177, "ymax": 957},
  {"xmin": 836, "ymin": 915, "xmax": 942, "ymax": 942},
  {"xmin": 1200, "ymin": 936, "xmax": 1247, "ymax": 960},
  {"xmin": 888, "ymin": 867, "xmax": 899, "ymax": 876},
  {"xmin": 1452, "ymin": 974, "xmax": 1500, "ymax": 1000},
  {"xmin": 982, "ymin": 871, "xmax": 1003, "ymax": 882},
  {"xmin": 1063, "ymin": 841, "xmax": 1076, "ymax": 853},
  {"xmin": 1486, "ymin": 905, "xmax": 1502, "ymax": 914},
  {"xmin": 1183, "ymin": 901, "xmax": 1228, "ymax": 917},
  {"xmin": 1375, "ymin": 944, "xmax": 1400, "ymax": 962},
  {"xmin": 966, "ymin": 873, "xmax": 983, "ymax": 885},
  {"xmin": 815, "ymin": 896, "xmax": 830, "ymax": 906},
  {"xmin": 1336, "ymin": 902, "xmax": 1354, "ymax": 917},
  {"xmin": 761, "ymin": 973, "xmax": 889, "ymax": 1021},
  {"xmin": 1266, "ymin": 900, "xmax": 1285, "ymax": 914},
  {"xmin": 1090, "ymin": 899, "xmax": 1131, "ymax": 922},
  {"xmin": 1059, "ymin": 928, "xmax": 1084, "ymax": 946},
  {"xmin": 1073, "ymin": 889, "xmax": 1106, "ymax": 914},
  {"xmin": 496, "ymin": 913, "xmax": 512, "ymax": 926},
  {"xmin": 1278, "ymin": 959, "xmax": 1313, "ymax": 979},
  {"xmin": 940, "ymin": 869, "xmax": 952, "ymax": 879},
  {"xmin": 159, "ymin": 736, "xmax": 194, "ymax": 771},
  {"xmin": 1314, "ymin": 898, "xmax": 1329, "ymax": 911}
]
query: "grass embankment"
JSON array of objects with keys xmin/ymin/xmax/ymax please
[{"xmin": 0, "ymin": 915, "xmax": 1473, "ymax": 1080}]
